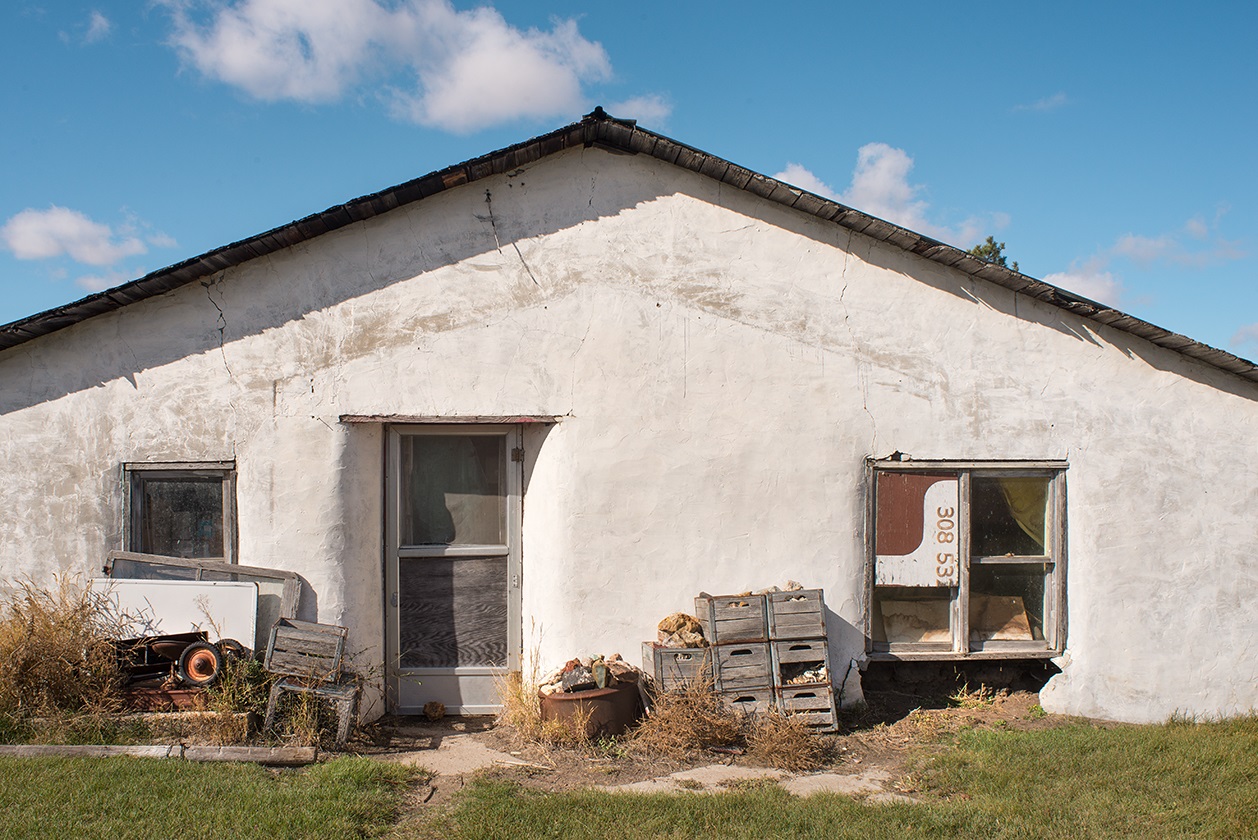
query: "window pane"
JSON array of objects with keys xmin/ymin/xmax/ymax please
[
  {"xmin": 110, "ymin": 557, "xmax": 198, "ymax": 580},
  {"xmin": 137, "ymin": 477, "xmax": 224, "ymax": 559},
  {"xmin": 872, "ymin": 587, "xmax": 952, "ymax": 645},
  {"xmin": 969, "ymin": 564, "xmax": 1047, "ymax": 642},
  {"xmin": 400, "ymin": 435, "xmax": 505, "ymax": 546},
  {"xmin": 971, "ymin": 477, "xmax": 1049, "ymax": 556}
]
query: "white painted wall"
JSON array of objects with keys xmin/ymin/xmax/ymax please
[{"xmin": 1, "ymin": 146, "xmax": 1255, "ymax": 723}]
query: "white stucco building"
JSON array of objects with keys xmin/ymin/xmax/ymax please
[{"xmin": 1, "ymin": 110, "xmax": 1255, "ymax": 723}]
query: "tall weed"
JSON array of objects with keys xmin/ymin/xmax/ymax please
[{"xmin": 0, "ymin": 577, "xmax": 127, "ymax": 720}]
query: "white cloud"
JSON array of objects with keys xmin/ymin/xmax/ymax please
[
  {"xmin": 774, "ymin": 144, "xmax": 997, "ymax": 246},
  {"xmin": 85, "ymin": 11, "xmax": 113, "ymax": 43},
  {"xmin": 1045, "ymin": 212, "xmax": 1245, "ymax": 308},
  {"xmin": 1112, "ymin": 233, "xmax": 1174, "ymax": 265},
  {"xmin": 1042, "ymin": 267, "xmax": 1124, "ymax": 306},
  {"xmin": 843, "ymin": 143, "xmax": 986, "ymax": 244},
  {"xmin": 390, "ymin": 12, "xmax": 611, "ymax": 133},
  {"xmin": 1112, "ymin": 215, "xmax": 1244, "ymax": 269},
  {"xmin": 772, "ymin": 163, "xmax": 837, "ymax": 200},
  {"xmin": 165, "ymin": 0, "xmax": 390, "ymax": 102},
  {"xmin": 606, "ymin": 94, "xmax": 672, "ymax": 126},
  {"xmin": 1, "ymin": 206, "xmax": 145, "ymax": 266},
  {"xmin": 843, "ymin": 143, "xmax": 928, "ymax": 224},
  {"xmin": 164, "ymin": 0, "xmax": 615, "ymax": 132},
  {"xmin": 75, "ymin": 269, "xmax": 134, "ymax": 292},
  {"xmin": 1014, "ymin": 91, "xmax": 1070, "ymax": 113},
  {"xmin": 1230, "ymin": 323, "xmax": 1258, "ymax": 349}
]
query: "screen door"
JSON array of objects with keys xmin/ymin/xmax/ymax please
[{"xmin": 385, "ymin": 425, "xmax": 521, "ymax": 714}]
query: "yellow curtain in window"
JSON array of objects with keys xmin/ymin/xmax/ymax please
[{"xmin": 997, "ymin": 478, "xmax": 1048, "ymax": 551}]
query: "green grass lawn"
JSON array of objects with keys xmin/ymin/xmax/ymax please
[
  {"xmin": 411, "ymin": 716, "xmax": 1258, "ymax": 840},
  {"xmin": 1, "ymin": 717, "xmax": 1254, "ymax": 840},
  {"xmin": 0, "ymin": 755, "xmax": 414, "ymax": 840}
]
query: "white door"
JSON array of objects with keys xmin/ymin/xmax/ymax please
[{"xmin": 385, "ymin": 425, "xmax": 521, "ymax": 714}]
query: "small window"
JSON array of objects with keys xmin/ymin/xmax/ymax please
[
  {"xmin": 867, "ymin": 461, "xmax": 1066, "ymax": 657},
  {"xmin": 125, "ymin": 463, "xmax": 236, "ymax": 562}
]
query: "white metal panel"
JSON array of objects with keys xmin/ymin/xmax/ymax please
[{"xmin": 91, "ymin": 579, "xmax": 258, "ymax": 648}]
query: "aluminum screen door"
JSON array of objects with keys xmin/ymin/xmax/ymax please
[{"xmin": 385, "ymin": 425, "xmax": 521, "ymax": 714}]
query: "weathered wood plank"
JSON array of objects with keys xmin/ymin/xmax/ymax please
[
  {"xmin": 273, "ymin": 635, "xmax": 342, "ymax": 657},
  {"xmin": 0, "ymin": 744, "xmax": 179, "ymax": 759},
  {"xmin": 184, "ymin": 746, "xmax": 316, "ymax": 766},
  {"xmin": 268, "ymin": 649, "xmax": 339, "ymax": 676}
]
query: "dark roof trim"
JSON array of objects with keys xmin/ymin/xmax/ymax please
[
  {"xmin": 3, "ymin": 107, "xmax": 1255, "ymax": 385},
  {"xmin": 338, "ymin": 414, "xmax": 561, "ymax": 424}
]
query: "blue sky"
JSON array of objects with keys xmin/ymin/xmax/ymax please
[{"xmin": 3, "ymin": 2, "xmax": 1255, "ymax": 357}]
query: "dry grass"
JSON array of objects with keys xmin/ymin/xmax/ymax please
[
  {"xmin": 629, "ymin": 684, "xmax": 831, "ymax": 771},
  {"xmin": 745, "ymin": 709, "xmax": 829, "ymax": 771},
  {"xmin": 0, "ymin": 577, "xmax": 127, "ymax": 721},
  {"xmin": 949, "ymin": 682, "xmax": 1005, "ymax": 709},
  {"xmin": 495, "ymin": 671, "xmax": 595, "ymax": 749},
  {"xmin": 270, "ymin": 689, "xmax": 340, "ymax": 747},
  {"xmin": 628, "ymin": 683, "xmax": 744, "ymax": 758}
]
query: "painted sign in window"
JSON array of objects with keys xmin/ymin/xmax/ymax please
[{"xmin": 874, "ymin": 472, "xmax": 960, "ymax": 587}]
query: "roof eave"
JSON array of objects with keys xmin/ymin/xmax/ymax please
[{"xmin": 2, "ymin": 109, "xmax": 1254, "ymax": 386}]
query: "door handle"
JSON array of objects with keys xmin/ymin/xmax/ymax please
[{"xmin": 391, "ymin": 592, "xmax": 399, "ymax": 607}]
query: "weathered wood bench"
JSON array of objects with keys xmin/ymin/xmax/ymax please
[{"xmin": 262, "ymin": 618, "xmax": 359, "ymax": 748}]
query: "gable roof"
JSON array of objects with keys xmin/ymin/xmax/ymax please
[{"xmin": 2, "ymin": 108, "xmax": 1254, "ymax": 385}]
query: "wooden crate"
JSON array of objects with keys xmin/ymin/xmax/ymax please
[
  {"xmin": 695, "ymin": 593, "xmax": 768, "ymax": 643},
  {"xmin": 264, "ymin": 618, "xmax": 347, "ymax": 681},
  {"xmin": 771, "ymin": 639, "xmax": 830, "ymax": 687},
  {"xmin": 642, "ymin": 642, "xmax": 713, "ymax": 690},
  {"xmin": 777, "ymin": 684, "xmax": 837, "ymax": 730},
  {"xmin": 721, "ymin": 688, "xmax": 774, "ymax": 716},
  {"xmin": 713, "ymin": 643, "xmax": 772, "ymax": 692},
  {"xmin": 767, "ymin": 589, "xmax": 826, "ymax": 639}
]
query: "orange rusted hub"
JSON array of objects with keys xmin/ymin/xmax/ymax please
[{"xmin": 186, "ymin": 649, "xmax": 218, "ymax": 680}]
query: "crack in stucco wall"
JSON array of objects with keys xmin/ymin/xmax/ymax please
[
  {"xmin": 484, "ymin": 189, "xmax": 540, "ymax": 287},
  {"xmin": 836, "ymin": 230, "xmax": 881, "ymax": 452}
]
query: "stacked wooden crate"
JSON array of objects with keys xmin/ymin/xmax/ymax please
[
  {"xmin": 697, "ymin": 589, "xmax": 837, "ymax": 731},
  {"xmin": 641, "ymin": 642, "xmax": 712, "ymax": 692}
]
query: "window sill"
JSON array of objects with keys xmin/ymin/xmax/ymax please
[{"xmin": 867, "ymin": 648, "xmax": 1061, "ymax": 662}]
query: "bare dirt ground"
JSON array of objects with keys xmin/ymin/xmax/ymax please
[{"xmin": 358, "ymin": 689, "xmax": 1059, "ymax": 804}]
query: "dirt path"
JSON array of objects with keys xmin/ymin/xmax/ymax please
[{"xmin": 360, "ymin": 690, "xmax": 1055, "ymax": 806}]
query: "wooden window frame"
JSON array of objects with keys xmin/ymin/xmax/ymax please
[
  {"xmin": 864, "ymin": 459, "xmax": 1068, "ymax": 661},
  {"xmin": 123, "ymin": 461, "xmax": 238, "ymax": 564}
]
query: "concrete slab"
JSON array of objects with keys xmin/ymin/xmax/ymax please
[
  {"xmin": 381, "ymin": 733, "xmax": 524, "ymax": 778},
  {"xmin": 608, "ymin": 764, "xmax": 786, "ymax": 794},
  {"xmin": 780, "ymin": 768, "xmax": 892, "ymax": 797},
  {"xmin": 867, "ymin": 791, "xmax": 919, "ymax": 804}
]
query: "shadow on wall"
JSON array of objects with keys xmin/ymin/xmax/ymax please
[
  {"xmin": 859, "ymin": 658, "xmax": 1062, "ymax": 725},
  {"xmin": 0, "ymin": 150, "xmax": 673, "ymax": 416},
  {"xmin": 296, "ymin": 578, "xmax": 320, "ymax": 625},
  {"xmin": 856, "ymin": 235, "xmax": 1258, "ymax": 404}
]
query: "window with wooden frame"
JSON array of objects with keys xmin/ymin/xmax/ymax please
[
  {"xmin": 866, "ymin": 460, "xmax": 1066, "ymax": 658},
  {"xmin": 125, "ymin": 462, "xmax": 237, "ymax": 563}
]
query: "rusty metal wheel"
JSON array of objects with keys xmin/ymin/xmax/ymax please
[
  {"xmin": 217, "ymin": 638, "xmax": 250, "ymax": 661},
  {"xmin": 177, "ymin": 641, "xmax": 223, "ymax": 687}
]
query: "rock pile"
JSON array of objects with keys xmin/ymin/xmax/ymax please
[
  {"xmin": 656, "ymin": 612, "xmax": 707, "ymax": 648},
  {"xmin": 538, "ymin": 653, "xmax": 643, "ymax": 697}
]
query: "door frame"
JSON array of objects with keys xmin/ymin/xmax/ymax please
[{"xmin": 383, "ymin": 423, "xmax": 522, "ymax": 714}]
